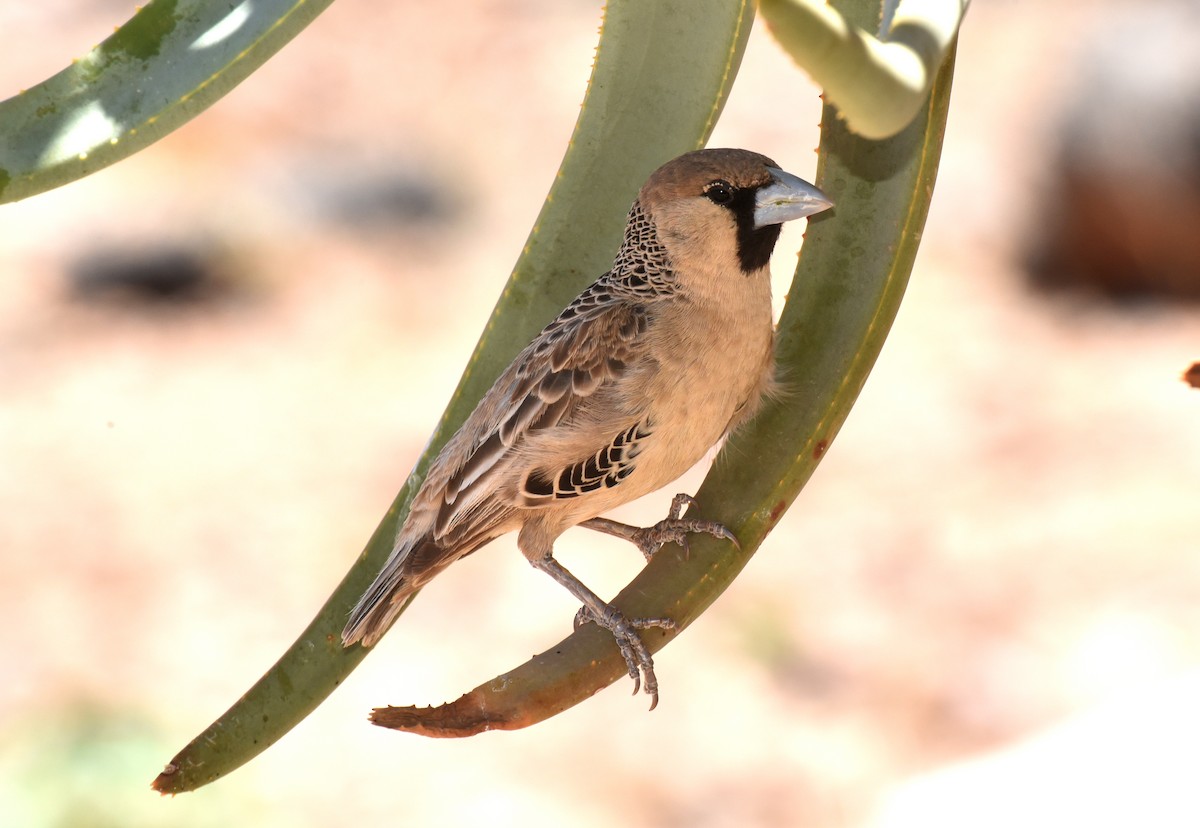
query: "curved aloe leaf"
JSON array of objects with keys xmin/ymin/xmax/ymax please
[
  {"xmin": 0, "ymin": 0, "xmax": 335, "ymax": 204},
  {"xmin": 152, "ymin": 0, "xmax": 756, "ymax": 794},
  {"xmin": 759, "ymin": 0, "xmax": 967, "ymax": 139},
  {"xmin": 370, "ymin": 6, "xmax": 958, "ymax": 737}
]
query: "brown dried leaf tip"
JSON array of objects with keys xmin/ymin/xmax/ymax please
[{"xmin": 151, "ymin": 763, "xmax": 178, "ymax": 795}]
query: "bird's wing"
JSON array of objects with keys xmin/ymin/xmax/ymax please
[{"xmin": 429, "ymin": 281, "xmax": 650, "ymax": 543}]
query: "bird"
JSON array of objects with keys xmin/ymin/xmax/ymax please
[{"xmin": 342, "ymin": 148, "xmax": 833, "ymax": 708}]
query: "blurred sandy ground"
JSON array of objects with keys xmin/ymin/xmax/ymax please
[{"xmin": 1, "ymin": 1, "xmax": 1199, "ymax": 826}]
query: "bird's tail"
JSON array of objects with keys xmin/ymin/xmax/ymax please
[
  {"xmin": 342, "ymin": 518, "xmax": 500, "ymax": 647},
  {"xmin": 341, "ymin": 533, "xmax": 437, "ymax": 648}
]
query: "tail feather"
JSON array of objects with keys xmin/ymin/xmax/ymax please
[
  {"xmin": 342, "ymin": 522, "xmax": 503, "ymax": 647},
  {"xmin": 341, "ymin": 535, "xmax": 428, "ymax": 647}
]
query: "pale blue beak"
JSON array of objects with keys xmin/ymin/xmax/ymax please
[{"xmin": 753, "ymin": 168, "xmax": 833, "ymax": 229}]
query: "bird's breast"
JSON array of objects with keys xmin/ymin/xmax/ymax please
[{"xmin": 623, "ymin": 283, "xmax": 775, "ymax": 492}]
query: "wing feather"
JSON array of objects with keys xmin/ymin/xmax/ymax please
[
  {"xmin": 432, "ymin": 283, "xmax": 649, "ymax": 540},
  {"xmin": 520, "ymin": 420, "xmax": 652, "ymax": 504}
]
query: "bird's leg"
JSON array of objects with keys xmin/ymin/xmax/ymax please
[
  {"xmin": 531, "ymin": 554, "xmax": 674, "ymax": 710},
  {"xmin": 581, "ymin": 493, "xmax": 740, "ymax": 561}
]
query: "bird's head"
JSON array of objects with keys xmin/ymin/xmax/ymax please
[{"xmin": 638, "ymin": 148, "xmax": 832, "ymax": 276}]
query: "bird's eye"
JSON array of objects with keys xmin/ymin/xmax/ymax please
[{"xmin": 704, "ymin": 180, "xmax": 735, "ymax": 206}]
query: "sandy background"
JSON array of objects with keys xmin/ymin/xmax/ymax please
[{"xmin": 1, "ymin": 1, "xmax": 1198, "ymax": 826}]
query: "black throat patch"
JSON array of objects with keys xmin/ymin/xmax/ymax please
[{"xmin": 727, "ymin": 186, "xmax": 781, "ymax": 274}]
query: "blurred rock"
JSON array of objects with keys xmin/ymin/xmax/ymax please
[
  {"xmin": 1027, "ymin": 2, "xmax": 1200, "ymax": 301},
  {"xmin": 66, "ymin": 243, "xmax": 233, "ymax": 307},
  {"xmin": 290, "ymin": 161, "xmax": 462, "ymax": 234},
  {"xmin": 1184, "ymin": 361, "xmax": 1200, "ymax": 389}
]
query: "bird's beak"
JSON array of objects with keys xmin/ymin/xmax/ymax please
[{"xmin": 753, "ymin": 168, "xmax": 833, "ymax": 229}]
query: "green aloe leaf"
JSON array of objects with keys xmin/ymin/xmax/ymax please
[
  {"xmin": 758, "ymin": 0, "xmax": 967, "ymax": 139},
  {"xmin": 368, "ymin": 3, "xmax": 958, "ymax": 737},
  {"xmin": 152, "ymin": 0, "xmax": 756, "ymax": 794},
  {"xmin": 0, "ymin": 0, "xmax": 336, "ymax": 204}
]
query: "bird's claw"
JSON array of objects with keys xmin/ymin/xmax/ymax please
[
  {"xmin": 574, "ymin": 606, "xmax": 675, "ymax": 631},
  {"xmin": 631, "ymin": 493, "xmax": 740, "ymax": 561},
  {"xmin": 560, "ymin": 493, "xmax": 736, "ymax": 707},
  {"xmin": 574, "ymin": 604, "xmax": 677, "ymax": 710}
]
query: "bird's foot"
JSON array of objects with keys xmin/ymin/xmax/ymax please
[
  {"xmin": 581, "ymin": 493, "xmax": 740, "ymax": 561},
  {"xmin": 638, "ymin": 493, "xmax": 740, "ymax": 560},
  {"xmin": 573, "ymin": 602, "xmax": 676, "ymax": 710},
  {"xmin": 534, "ymin": 552, "xmax": 680, "ymax": 707}
]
